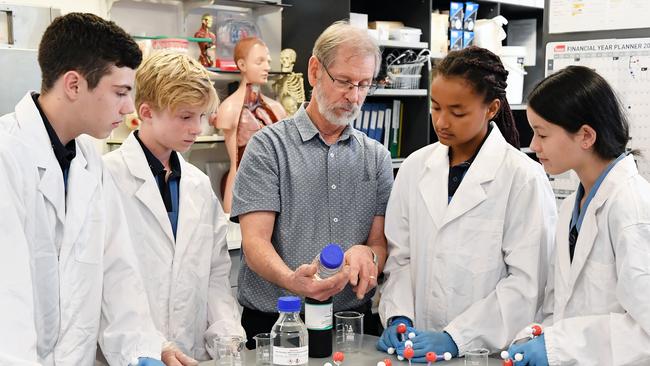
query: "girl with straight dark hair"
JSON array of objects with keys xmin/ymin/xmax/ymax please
[{"xmin": 509, "ymin": 65, "xmax": 650, "ymax": 365}]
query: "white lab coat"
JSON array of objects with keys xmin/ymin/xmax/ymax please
[
  {"xmin": 103, "ymin": 132, "xmax": 244, "ymax": 360},
  {"xmin": 536, "ymin": 155, "xmax": 650, "ymax": 365},
  {"xmin": 379, "ymin": 124, "xmax": 557, "ymax": 355},
  {"xmin": 0, "ymin": 93, "xmax": 164, "ymax": 365}
]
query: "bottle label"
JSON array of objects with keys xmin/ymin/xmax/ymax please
[
  {"xmin": 305, "ymin": 302, "xmax": 333, "ymax": 330},
  {"xmin": 272, "ymin": 345, "xmax": 308, "ymax": 365}
]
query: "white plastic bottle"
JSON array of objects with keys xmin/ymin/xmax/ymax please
[{"xmin": 271, "ymin": 296, "xmax": 308, "ymax": 366}]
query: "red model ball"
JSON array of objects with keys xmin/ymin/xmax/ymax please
[
  {"xmin": 333, "ymin": 352, "xmax": 344, "ymax": 362},
  {"xmin": 426, "ymin": 352, "xmax": 437, "ymax": 362},
  {"xmin": 397, "ymin": 323, "xmax": 407, "ymax": 334},
  {"xmin": 404, "ymin": 347, "xmax": 415, "ymax": 360}
]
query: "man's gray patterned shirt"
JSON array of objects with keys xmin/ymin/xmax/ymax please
[{"xmin": 230, "ymin": 103, "xmax": 393, "ymax": 313}]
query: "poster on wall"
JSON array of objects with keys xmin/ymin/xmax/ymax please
[
  {"xmin": 545, "ymin": 37, "xmax": 650, "ymax": 199},
  {"xmin": 549, "ymin": 0, "xmax": 650, "ymax": 34}
]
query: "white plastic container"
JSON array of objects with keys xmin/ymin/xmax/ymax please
[
  {"xmin": 389, "ymin": 27, "xmax": 422, "ymax": 43},
  {"xmin": 474, "ymin": 15, "xmax": 508, "ymax": 54},
  {"xmin": 431, "ymin": 12, "xmax": 449, "ymax": 57},
  {"xmin": 498, "ymin": 46, "xmax": 527, "ymax": 104}
]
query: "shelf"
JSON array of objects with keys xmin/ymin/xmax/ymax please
[
  {"xmin": 106, "ymin": 134, "xmax": 224, "ymax": 145},
  {"xmin": 205, "ymin": 68, "xmax": 288, "ymax": 75},
  {"xmin": 510, "ymin": 104, "xmax": 527, "ymax": 110},
  {"xmin": 372, "ymin": 89, "xmax": 428, "ymax": 97},
  {"xmin": 378, "ymin": 39, "xmax": 429, "ymax": 50},
  {"xmin": 189, "ymin": 0, "xmax": 291, "ymax": 10},
  {"xmin": 182, "ymin": 0, "xmax": 290, "ymax": 16},
  {"xmin": 132, "ymin": 35, "xmax": 212, "ymax": 43},
  {"xmin": 205, "ymin": 67, "xmax": 289, "ymax": 81},
  {"xmin": 391, "ymin": 158, "xmax": 405, "ymax": 169}
]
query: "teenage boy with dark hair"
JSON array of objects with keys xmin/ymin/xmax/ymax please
[{"xmin": 0, "ymin": 13, "xmax": 168, "ymax": 366}]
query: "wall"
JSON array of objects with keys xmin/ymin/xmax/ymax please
[{"xmin": 11, "ymin": 0, "xmax": 108, "ymax": 17}]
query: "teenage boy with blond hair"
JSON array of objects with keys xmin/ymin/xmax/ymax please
[{"xmin": 104, "ymin": 51, "xmax": 244, "ymax": 364}]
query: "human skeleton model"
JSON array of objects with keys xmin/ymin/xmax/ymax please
[{"xmin": 274, "ymin": 48, "xmax": 305, "ymax": 115}]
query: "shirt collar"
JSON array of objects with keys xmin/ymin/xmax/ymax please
[
  {"xmin": 571, "ymin": 152, "xmax": 627, "ymax": 231},
  {"xmin": 134, "ymin": 130, "xmax": 182, "ymax": 179},
  {"xmin": 295, "ymin": 103, "xmax": 356, "ymax": 144},
  {"xmin": 32, "ymin": 93, "xmax": 77, "ymax": 170},
  {"xmin": 448, "ymin": 124, "xmax": 493, "ymax": 168}
]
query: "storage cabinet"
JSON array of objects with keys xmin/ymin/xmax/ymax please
[
  {"xmin": 283, "ymin": 0, "xmax": 433, "ymax": 166},
  {"xmin": 283, "ymin": 0, "xmax": 545, "ymax": 160},
  {"xmin": 431, "ymin": 0, "xmax": 544, "ymax": 150}
]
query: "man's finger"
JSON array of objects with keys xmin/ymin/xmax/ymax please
[{"xmin": 348, "ymin": 264, "xmax": 360, "ymax": 286}]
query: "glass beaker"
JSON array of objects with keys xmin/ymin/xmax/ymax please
[
  {"xmin": 334, "ymin": 311, "xmax": 364, "ymax": 353},
  {"xmin": 214, "ymin": 335, "xmax": 246, "ymax": 366},
  {"xmin": 253, "ymin": 333, "xmax": 271, "ymax": 366},
  {"xmin": 465, "ymin": 348, "xmax": 489, "ymax": 366}
]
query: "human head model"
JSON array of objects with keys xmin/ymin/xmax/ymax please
[
  {"xmin": 234, "ymin": 37, "xmax": 271, "ymax": 84},
  {"xmin": 201, "ymin": 13, "xmax": 213, "ymax": 28}
]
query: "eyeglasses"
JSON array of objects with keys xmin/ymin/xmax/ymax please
[{"xmin": 319, "ymin": 59, "xmax": 377, "ymax": 95}]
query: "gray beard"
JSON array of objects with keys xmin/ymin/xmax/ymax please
[{"xmin": 313, "ymin": 85, "xmax": 362, "ymax": 127}]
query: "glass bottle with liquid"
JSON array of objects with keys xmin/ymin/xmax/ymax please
[
  {"xmin": 305, "ymin": 243, "xmax": 344, "ymax": 358},
  {"xmin": 271, "ymin": 296, "xmax": 308, "ymax": 366}
]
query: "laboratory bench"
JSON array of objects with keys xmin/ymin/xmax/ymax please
[{"xmin": 198, "ymin": 335, "xmax": 503, "ymax": 365}]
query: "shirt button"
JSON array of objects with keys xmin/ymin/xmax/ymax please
[
  {"xmin": 331, "ymin": 184, "xmax": 337, "ymax": 189},
  {"xmin": 333, "ymin": 217, "xmax": 339, "ymax": 223},
  {"xmin": 452, "ymin": 177, "xmax": 458, "ymax": 182},
  {"xmin": 330, "ymin": 153, "xmax": 335, "ymax": 158}
]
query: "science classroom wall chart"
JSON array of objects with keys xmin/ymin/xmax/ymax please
[
  {"xmin": 549, "ymin": 0, "xmax": 650, "ymax": 34},
  {"xmin": 545, "ymin": 38, "xmax": 650, "ymax": 200}
]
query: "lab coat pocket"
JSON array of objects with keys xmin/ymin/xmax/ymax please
[
  {"xmin": 584, "ymin": 259, "xmax": 618, "ymax": 313},
  {"xmin": 459, "ymin": 217, "xmax": 504, "ymax": 274}
]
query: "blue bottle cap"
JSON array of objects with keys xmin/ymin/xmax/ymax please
[
  {"xmin": 320, "ymin": 243, "xmax": 344, "ymax": 270},
  {"xmin": 277, "ymin": 296, "xmax": 301, "ymax": 312}
]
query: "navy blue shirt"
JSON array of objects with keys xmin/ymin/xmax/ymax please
[
  {"xmin": 447, "ymin": 125, "xmax": 492, "ymax": 202},
  {"xmin": 32, "ymin": 93, "xmax": 76, "ymax": 186},
  {"xmin": 134, "ymin": 130, "xmax": 181, "ymax": 213}
]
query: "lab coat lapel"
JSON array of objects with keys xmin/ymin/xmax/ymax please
[
  {"xmin": 15, "ymin": 93, "xmax": 66, "ymax": 225},
  {"xmin": 442, "ymin": 126, "xmax": 503, "ymax": 226},
  {"xmin": 174, "ymin": 156, "xmax": 201, "ymax": 279},
  {"xmin": 568, "ymin": 156, "xmax": 637, "ymax": 291},
  {"xmin": 567, "ymin": 210, "xmax": 599, "ymax": 290},
  {"xmin": 555, "ymin": 200, "xmax": 573, "ymax": 311},
  {"xmin": 122, "ymin": 133, "xmax": 176, "ymax": 246},
  {"xmin": 418, "ymin": 145, "xmax": 450, "ymax": 230},
  {"xmin": 62, "ymin": 145, "xmax": 98, "ymax": 253}
]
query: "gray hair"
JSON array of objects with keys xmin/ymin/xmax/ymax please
[{"xmin": 312, "ymin": 20, "xmax": 381, "ymax": 77}]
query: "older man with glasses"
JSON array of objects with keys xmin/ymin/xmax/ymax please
[{"xmin": 229, "ymin": 20, "xmax": 393, "ymax": 348}]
